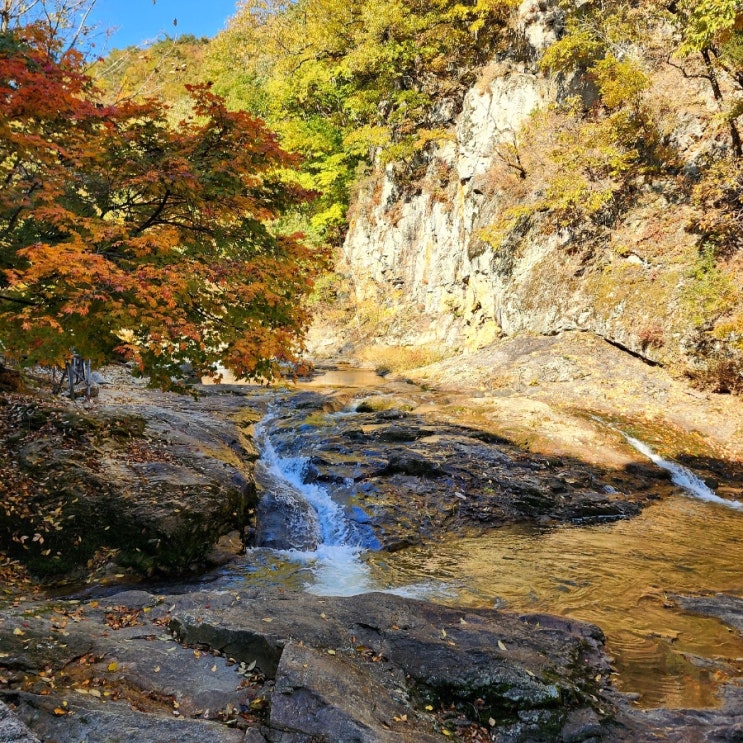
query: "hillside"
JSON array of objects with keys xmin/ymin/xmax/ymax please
[{"xmin": 94, "ymin": 0, "xmax": 743, "ymax": 394}]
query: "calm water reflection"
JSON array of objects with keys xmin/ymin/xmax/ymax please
[{"xmin": 364, "ymin": 496, "xmax": 743, "ymax": 708}]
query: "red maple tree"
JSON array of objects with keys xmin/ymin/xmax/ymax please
[{"xmin": 0, "ymin": 24, "xmax": 323, "ymax": 388}]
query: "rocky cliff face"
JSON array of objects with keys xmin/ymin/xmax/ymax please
[{"xmin": 342, "ymin": 1, "xmax": 728, "ymax": 369}]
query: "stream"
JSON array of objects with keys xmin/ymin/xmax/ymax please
[{"xmin": 203, "ymin": 369, "xmax": 743, "ymax": 712}]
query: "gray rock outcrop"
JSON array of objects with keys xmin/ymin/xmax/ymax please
[
  {"xmin": 339, "ymin": 0, "xmax": 723, "ymax": 367},
  {"xmin": 0, "ymin": 588, "xmax": 619, "ymax": 742}
]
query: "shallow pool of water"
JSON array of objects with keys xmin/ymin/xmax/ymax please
[
  {"xmin": 364, "ymin": 495, "xmax": 743, "ymax": 708},
  {"xmin": 211, "ymin": 490, "xmax": 743, "ymax": 709}
]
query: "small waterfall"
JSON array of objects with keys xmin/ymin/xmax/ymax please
[
  {"xmin": 254, "ymin": 418, "xmax": 374, "ymax": 596},
  {"xmin": 625, "ymin": 435, "xmax": 743, "ymax": 511}
]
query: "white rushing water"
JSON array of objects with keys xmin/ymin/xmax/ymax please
[
  {"xmin": 256, "ymin": 420, "xmax": 374, "ymax": 596},
  {"xmin": 625, "ymin": 435, "xmax": 743, "ymax": 510}
]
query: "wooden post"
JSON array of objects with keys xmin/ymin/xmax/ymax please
[
  {"xmin": 66, "ymin": 360, "xmax": 75, "ymax": 400},
  {"xmin": 84, "ymin": 358, "xmax": 91, "ymax": 398}
]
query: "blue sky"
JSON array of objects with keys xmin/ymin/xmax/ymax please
[{"xmin": 88, "ymin": 0, "xmax": 241, "ymax": 50}]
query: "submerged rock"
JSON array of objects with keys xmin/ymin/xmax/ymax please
[{"xmin": 673, "ymin": 594, "xmax": 743, "ymax": 635}]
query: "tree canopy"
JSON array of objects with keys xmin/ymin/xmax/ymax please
[
  {"xmin": 202, "ymin": 0, "xmax": 517, "ymax": 241},
  {"xmin": 0, "ymin": 24, "xmax": 324, "ymax": 388}
]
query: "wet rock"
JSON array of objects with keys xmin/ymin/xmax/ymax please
[
  {"xmin": 259, "ymin": 396, "xmax": 665, "ymax": 551},
  {"xmin": 372, "ymin": 424, "xmax": 433, "ymax": 442},
  {"xmin": 303, "ymin": 453, "xmax": 383, "ymax": 484},
  {"xmin": 624, "ymin": 461, "xmax": 672, "ymax": 483},
  {"xmin": 673, "ymin": 594, "xmax": 743, "ymax": 635},
  {"xmin": 254, "ymin": 462, "xmax": 320, "ymax": 551},
  {"xmin": 616, "ymin": 702, "xmax": 743, "ymax": 742},
  {"xmin": 563, "ymin": 493, "xmax": 641, "ymax": 523},
  {"xmin": 374, "ymin": 408, "xmax": 412, "ymax": 420},
  {"xmin": 379, "ymin": 454, "xmax": 447, "ymax": 478}
]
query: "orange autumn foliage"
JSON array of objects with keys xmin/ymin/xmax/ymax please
[{"xmin": 0, "ymin": 25, "xmax": 324, "ymax": 388}]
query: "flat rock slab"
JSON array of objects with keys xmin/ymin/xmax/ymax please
[
  {"xmin": 168, "ymin": 589, "xmax": 615, "ymax": 739},
  {"xmin": 11, "ymin": 693, "xmax": 245, "ymax": 743},
  {"xmin": 3, "ymin": 588, "xmax": 740, "ymax": 742},
  {"xmin": 271, "ymin": 642, "xmax": 441, "ymax": 742},
  {"xmin": 673, "ymin": 593, "xmax": 743, "ymax": 634},
  {"xmin": 0, "ymin": 588, "xmax": 619, "ymax": 742}
]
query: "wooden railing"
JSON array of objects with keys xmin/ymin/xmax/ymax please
[{"xmin": 52, "ymin": 354, "xmax": 92, "ymax": 400}]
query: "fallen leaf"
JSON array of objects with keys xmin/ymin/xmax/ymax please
[
  {"xmin": 261, "ymin": 617, "xmax": 273, "ymax": 623},
  {"xmin": 246, "ymin": 660, "xmax": 257, "ymax": 671},
  {"xmin": 497, "ymin": 640, "xmax": 507, "ymax": 651},
  {"xmin": 489, "ymin": 717, "xmax": 496, "ymax": 727},
  {"xmin": 211, "ymin": 664, "xmax": 217, "ymax": 672},
  {"xmin": 327, "ymin": 649, "xmax": 336, "ymax": 655},
  {"xmin": 107, "ymin": 662, "xmax": 118, "ymax": 672},
  {"xmin": 13, "ymin": 627, "xmax": 24, "ymax": 636},
  {"xmin": 153, "ymin": 665, "xmax": 160, "ymax": 673}
]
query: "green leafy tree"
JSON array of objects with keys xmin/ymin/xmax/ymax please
[{"xmin": 202, "ymin": 0, "xmax": 517, "ymax": 242}]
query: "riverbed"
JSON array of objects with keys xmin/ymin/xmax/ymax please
[{"xmin": 197, "ymin": 368, "xmax": 743, "ymax": 711}]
